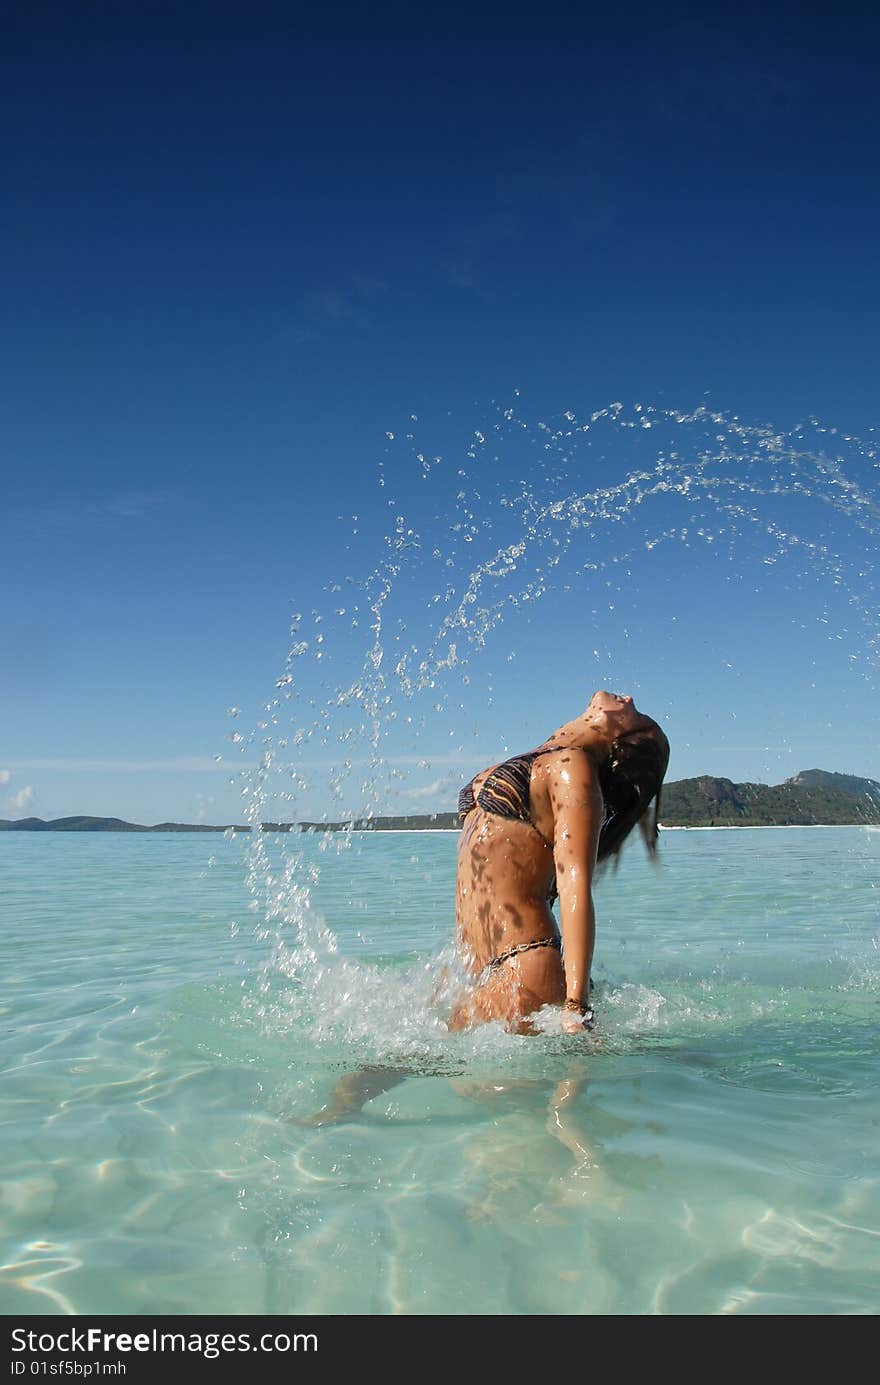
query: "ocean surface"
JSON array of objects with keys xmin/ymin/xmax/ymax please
[{"xmin": 1, "ymin": 826, "xmax": 878, "ymax": 1316}]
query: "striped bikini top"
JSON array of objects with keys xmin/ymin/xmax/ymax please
[{"xmin": 458, "ymin": 745, "xmax": 563, "ymax": 839}]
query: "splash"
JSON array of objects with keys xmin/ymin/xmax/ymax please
[{"xmin": 224, "ymin": 398, "xmax": 880, "ymax": 1052}]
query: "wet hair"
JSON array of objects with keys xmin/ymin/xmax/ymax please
[{"xmin": 596, "ymin": 721, "xmax": 670, "ymax": 866}]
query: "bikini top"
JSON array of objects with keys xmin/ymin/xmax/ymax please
[{"xmin": 458, "ymin": 745, "xmax": 563, "ymax": 838}]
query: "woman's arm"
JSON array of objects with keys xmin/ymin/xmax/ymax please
[{"xmin": 548, "ymin": 750, "xmax": 603, "ymax": 1026}]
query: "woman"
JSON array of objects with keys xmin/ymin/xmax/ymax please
[
  {"xmin": 450, "ymin": 690, "xmax": 669, "ymax": 1034},
  {"xmin": 301, "ymin": 690, "xmax": 667, "ymax": 1125}
]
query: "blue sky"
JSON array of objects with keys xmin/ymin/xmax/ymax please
[{"xmin": 3, "ymin": 6, "xmax": 879, "ymax": 823}]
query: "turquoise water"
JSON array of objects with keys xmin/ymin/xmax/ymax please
[{"xmin": 1, "ymin": 827, "xmax": 878, "ymax": 1316}]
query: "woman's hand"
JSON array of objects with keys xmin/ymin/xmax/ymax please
[
  {"xmin": 561, "ymin": 999, "xmax": 595, "ymax": 1034},
  {"xmin": 561, "ymin": 1013, "xmax": 586, "ymax": 1035}
]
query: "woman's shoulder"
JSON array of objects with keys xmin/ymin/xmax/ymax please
[
  {"xmin": 533, "ymin": 746, "xmax": 602, "ymax": 823},
  {"xmin": 534, "ymin": 744, "xmax": 598, "ymax": 784}
]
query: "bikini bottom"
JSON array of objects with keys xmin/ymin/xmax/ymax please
[
  {"xmin": 484, "ymin": 935, "xmax": 561, "ymax": 970},
  {"xmin": 482, "ymin": 936, "xmax": 595, "ymax": 1014}
]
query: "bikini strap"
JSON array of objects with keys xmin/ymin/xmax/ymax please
[{"xmin": 484, "ymin": 935, "xmax": 562, "ymax": 970}]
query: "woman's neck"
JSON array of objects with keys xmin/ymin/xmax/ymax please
[{"xmin": 544, "ymin": 718, "xmax": 610, "ymax": 762}]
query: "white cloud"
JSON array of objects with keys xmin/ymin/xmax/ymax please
[
  {"xmin": 406, "ymin": 777, "xmax": 457, "ymax": 801},
  {"xmin": 5, "ymin": 758, "xmax": 249, "ymax": 773},
  {"xmin": 193, "ymin": 794, "xmax": 216, "ymax": 823},
  {"xmin": 4, "ymin": 751, "xmax": 477, "ymax": 774},
  {"xmin": 11, "ymin": 786, "xmax": 34, "ymax": 810},
  {"xmin": 282, "ymin": 274, "xmax": 389, "ymax": 348},
  {"xmin": 103, "ymin": 490, "xmax": 168, "ymax": 519},
  {"xmin": 14, "ymin": 489, "xmax": 170, "ymax": 537},
  {"xmin": 0, "ymin": 769, "xmax": 9, "ymax": 784}
]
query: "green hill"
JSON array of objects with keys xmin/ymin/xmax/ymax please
[
  {"xmin": 660, "ymin": 775, "xmax": 880, "ymax": 827},
  {"xmin": 0, "ymin": 816, "xmax": 248, "ymax": 832},
  {"xmin": 294, "ymin": 813, "xmax": 460, "ymax": 832},
  {"xmin": 785, "ymin": 768, "xmax": 880, "ymax": 804}
]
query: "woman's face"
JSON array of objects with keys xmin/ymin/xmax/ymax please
[{"xmin": 586, "ymin": 689, "xmax": 654, "ymax": 739}]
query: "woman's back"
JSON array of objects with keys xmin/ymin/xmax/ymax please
[{"xmin": 456, "ymin": 746, "xmax": 571, "ymax": 971}]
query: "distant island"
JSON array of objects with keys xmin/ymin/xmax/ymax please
[
  {"xmin": 0, "ymin": 816, "xmax": 251, "ymax": 833},
  {"xmin": 3, "ymin": 769, "xmax": 880, "ymax": 832},
  {"xmin": 659, "ymin": 768, "xmax": 880, "ymax": 827}
]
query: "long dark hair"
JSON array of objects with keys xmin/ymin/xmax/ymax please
[{"xmin": 596, "ymin": 721, "xmax": 670, "ymax": 865}]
